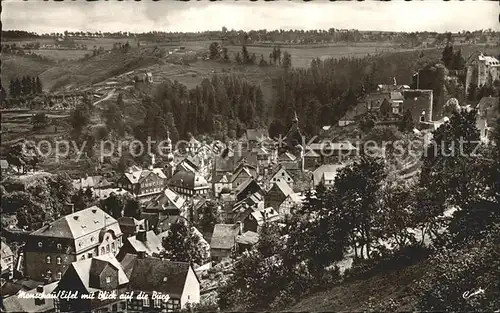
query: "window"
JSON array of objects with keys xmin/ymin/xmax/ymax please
[
  {"xmin": 46, "ymin": 256, "xmax": 51, "ymax": 264},
  {"xmin": 56, "ymin": 257, "xmax": 61, "ymax": 264},
  {"xmin": 111, "ymin": 242, "xmax": 115, "ymax": 250},
  {"xmin": 420, "ymin": 116, "xmax": 425, "ymax": 122},
  {"xmin": 106, "ymin": 276, "xmax": 111, "ymax": 284},
  {"xmin": 393, "ymin": 107, "xmax": 399, "ymax": 114},
  {"xmin": 57, "ymin": 243, "xmax": 62, "ymax": 250},
  {"xmin": 154, "ymin": 299, "xmax": 161, "ymax": 308},
  {"xmin": 101, "ymin": 247, "xmax": 105, "ymax": 255},
  {"xmin": 120, "ymin": 302, "xmax": 126, "ymax": 310},
  {"xmin": 81, "ymin": 255, "xmax": 85, "ymax": 260},
  {"xmin": 56, "ymin": 272, "xmax": 62, "ymax": 280},
  {"xmin": 91, "ymin": 237, "xmax": 95, "ymax": 242},
  {"xmin": 38, "ymin": 242, "xmax": 43, "ymax": 248},
  {"xmin": 112, "ymin": 304, "xmax": 118, "ymax": 312},
  {"xmin": 106, "ymin": 245, "xmax": 110, "ymax": 253},
  {"xmin": 88, "ymin": 252, "xmax": 93, "ymax": 258},
  {"xmin": 143, "ymin": 297, "xmax": 150, "ymax": 307}
]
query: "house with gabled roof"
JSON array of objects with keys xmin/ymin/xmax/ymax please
[
  {"xmin": 210, "ymin": 173, "xmax": 232, "ymax": 197},
  {"xmin": 55, "ymin": 253, "xmax": 129, "ymax": 312},
  {"xmin": 279, "ymin": 192, "xmax": 305, "ymax": 217},
  {"xmin": 234, "ymin": 178, "xmax": 264, "ymax": 202},
  {"xmin": 127, "ymin": 256, "xmax": 200, "ymax": 311},
  {"xmin": 303, "ymin": 149, "xmax": 321, "ymax": 170},
  {"xmin": 243, "ymin": 207, "xmax": 280, "ymax": 233},
  {"xmin": 269, "ymin": 165, "xmax": 295, "ymax": 187},
  {"xmin": 117, "ymin": 217, "xmax": 146, "ymax": 239},
  {"xmin": 168, "ymin": 170, "xmax": 210, "ymax": 198},
  {"xmin": 144, "ymin": 188, "xmax": 186, "ymax": 216},
  {"xmin": 235, "ymin": 231, "xmax": 259, "ymax": 252},
  {"xmin": 231, "ymin": 162, "xmax": 257, "ymax": 190},
  {"xmin": 24, "ymin": 206, "xmax": 123, "ymax": 282},
  {"xmin": 312, "ymin": 164, "xmax": 347, "ymax": 187},
  {"xmin": 264, "ymin": 180, "xmax": 294, "ymax": 210},
  {"xmin": 71, "ymin": 175, "xmax": 113, "ymax": 191},
  {"xmin": 117, "ymin": 167, "xmax": 167, "ymax": 202},
  {"xmin": 116, "ymin": 228, "xmax": 164, "ymax": 261},
  {"xmin": 2, "ymin": 281, "xmax": 59, "ymax": 313},
  {"xmin": 211, "ymin": 223, "xmax": 242, "ymax": 261}
]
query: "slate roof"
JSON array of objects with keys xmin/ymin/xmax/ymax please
[
  {"xmin": 128, "ymin": 258, "xmax": 196, "ymax": 297},
  {"xmin": 125, "ymin": 230, "xmax": 163, "ymax": 256},
  {"xmin": 278, "ymin": 152, "xmax": 296, "ymax": 162},
  {"xmin": 234, "ymin": 178, "xmax": 263, "ymax": 198},
  {"xmin": 235, "ymin": 231, "xmax": 259, "ymax": 245},
  {"xmin": 72, "ymin": 175, "xmax": 112, "ymax": 190},
  {"xmin": 312, "ymin": 164, "xmax": 347, "ymax": 186},
  {"xmin": 0, "ymin": 160, "xmax": 9, "ymax": 169},
  {"xmin": 30, "ymin": 206, "xmax": 121, "ymax": 240},
  {"xmin": 0, "ymin": 282, "xmax": 25, "ymax": 297},
  {"xmin": 119, "ymin": 253, "xmax": 138, "ymax": 279},
  {"xmin": 2, "ymin": 281, "xmax": 58, "ymax": 313},
  {"xmin": 71, "ymin": 254, "xmax": 129, "ymax": 293},
  {"xmin": 211, "ymin": 224, "xmax": 240, "ymax": 250},
  {"xmin": 1, "ymin": 241, "xmax": 14, "ymax": 259},
  {"xmin": 117, "ymin": 217, "xmax": 145, "ymax": 236},
  {"xmin": 145, "ymin": 188, "xmax": 185, "ymax": 211},
  {"xmin": 322, "ymin": 172, "xmax": 337, "ymax": 181},
  {"xmin": 273, "ymin": 180, "xmax": 294, "ymax": 198},
  {"xmin": 168, "ymin": 170, "xmax": 209, "ymax": 190},
  {"xmin": 249, "ymin": 207, "xmax": 280, "ymax": 226}
]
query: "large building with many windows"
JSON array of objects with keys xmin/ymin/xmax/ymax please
[{"xmin": 24, "ymin": 206, "xmax": 123, "ymax": 282}]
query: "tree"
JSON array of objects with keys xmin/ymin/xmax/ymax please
[
  {"xmin": 235, "ymin": 52, "xmax": 242, "ymax": 64},
  {"xmin": 71, "ymin": 188, "xmax": 97, "ymax": 211},
  {"xmin": 282, "ymin": 51, "xmax": 292, "ymax": 71},
  {"xmin": 242, "ymin": 46, "xmax": 250, "ymax": 64},
  {"xmin": 209, "ymin": 42, "xmax": 221, "ymax": 60},
  {"xmin": 162, "ymin": 221, "xmax": 207, "ymax": 265},
  {"xmin": 398, "ymin": 109, "xmax": 414, "ymax": 132},
  {"xmin": 32, "ymin": 112, "xmax": 49, "ymax": 130},
  {"xmin": 222, "ymin": 47, "xmax": 229, "ymax": 62},
  {"xmin": 123, "ymin": 197, "xmax": 141, "ymax": 219},
  {"xmin": 441, "ymin": 43, "xmax": 454, "ymax": 68},
  {"xmin": 332, "ymin": 154, "xmax": 387, "ymax": 259},
  {"xmin": 70, "ymin": 104, "xmax": 91, "ymax": 139},
  {"xmin": 116, "ymin": 93, "xmax": 124, "ymax": 111},
  {"xmin": 198, "ymin": 201, "xmax": 221, "ymax": 233},
  {"xmin": 101, "ymin": 192, "xmax": 124, "ymax": 219},
  {"xmin": 103, "ymin": 103, "xmax": 124, "ymax": 136}
]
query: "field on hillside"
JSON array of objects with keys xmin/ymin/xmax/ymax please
[
  {"xmin": 1, "ymin": 54, "xmax": 54, "ymax": 89},
  {"xmin": 226, "ymin": 44, "xmax": 411, "ymax": 68},
  {"xmin": 30, "ymin": 49, "xmax": 89, "ymax": 60},
  {"xmin": 3, "ymin": 37, "xmax": 139, "ymax": 50}
]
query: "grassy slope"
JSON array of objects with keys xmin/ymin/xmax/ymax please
[
  {"xmin": 284, "ymin": 260, "xmax": 429, "ymax": 312},
  {"xmin": 1, "ymin": 54, "xmax": 53, "ymax": 89}
]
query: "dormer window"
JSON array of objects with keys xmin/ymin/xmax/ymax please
[
  {"xmin": 38, "ymin": 242, "xmax": 43, "ymax": 248},
  {"xmin": 46, "ymin": 256, "xmax": 51, "ymax": 264},
  {"xmin": 56, "ymin": 257, "xmax": 62, "ymax": 264},
  {"xmin": 57, "ymin": 244, "xmax": 62, "ymax": 250},
  {"xmin": 106, "ymin": 276, "xmax": 111, "ymax": 284},
  {"xmin": 57, "ymin": 272, "xmax": 62, "ymax": 280}
]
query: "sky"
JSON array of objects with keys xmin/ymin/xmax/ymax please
[{"xmin": 2, "ymin": 0, "xmax": 499, "ymax": 34}]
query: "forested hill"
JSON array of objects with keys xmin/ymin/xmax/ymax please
[{"xmin": 110, "ymin": 45, "xmax": 496, "ymax": 144}]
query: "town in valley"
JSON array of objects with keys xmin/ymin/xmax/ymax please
[{"xmin": 1, "ymin": 1, "xmax": 499, "ymax": 312}]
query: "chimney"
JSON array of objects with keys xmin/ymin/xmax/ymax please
[
  {"xmin": 66, "ymin": 203, "xmax": 75, "ymax": 214},
  {"xmin": 136, "ymin": 229, "xmax": 147, "ymax": 242}
]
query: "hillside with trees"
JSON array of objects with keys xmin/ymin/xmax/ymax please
[{"xmin": 214, "ymin": 99, "xmax": 500, "ymax": 312}]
